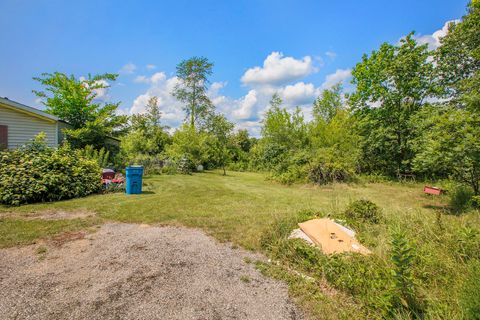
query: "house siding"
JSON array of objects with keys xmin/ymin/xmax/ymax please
[{"xmin": 0, "ymin": 104, "xmax": 57, "ymax": 148}]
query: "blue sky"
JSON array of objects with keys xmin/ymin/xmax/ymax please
[{"xmin": 0, "ymin": 0, "xmax": 468, "ymax": 134}]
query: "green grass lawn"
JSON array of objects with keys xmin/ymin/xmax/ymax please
[
  {"xmin": 1, "ymin": 171, "xmax": 478, "ymax": 319},
  {"xmin": 0, "ymin": 170, "xmax": 450, "ymax": 249}
]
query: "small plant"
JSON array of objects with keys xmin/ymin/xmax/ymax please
[
  {"xmin": 80, "ymin": 145, "xmax": 110, "ymax": 168},
  {"xmin": 243, "ymin": 257, "xmax": 252, "ymax": 264},
  {"xmin": 240, "ymin": 275, "xmax": 251, "ymax": 283},
  {"xmin": 449, "ymin": 185, "xmax": 473, "ymax": 213},
  {"xmin": 344, "ymin": 199, "xmax": 382, "ymax": 224},
  {"xmin": 389, "ymin": 227, "xmax": 422, "ymax": 315},
  {"xmin": 36, "ymin": 246, "xmax": 47, "ymax": 255},
  {"xmin": 177, "ymin": 156, "xmax": 193, "ymax": 174},
  {"xmin": 460, "ymin": 260, "xmax": 480, "ymax": 320},
  {"xmin": 471, "ymin": 195, "xmax": 480, "ymax": 208}
]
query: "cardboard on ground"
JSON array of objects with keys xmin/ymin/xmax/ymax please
[{"xmin": 298, "ymin": 218, "xmax": 371, "ymax": 255}]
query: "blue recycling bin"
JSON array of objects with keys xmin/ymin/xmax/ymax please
[{"xmin": 125, "ymin": 166, "xmax": 144, "ymax": 194}]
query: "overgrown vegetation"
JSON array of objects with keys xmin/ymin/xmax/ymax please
[
  {"xmin": 2, "ymin": 2, "xmax": 479, "ymax": 319},
  {"xmin": 0, "ymin": 134, "xmax": 101, "ymax": 205}
]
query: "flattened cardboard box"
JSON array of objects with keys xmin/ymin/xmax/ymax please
[{"xmin": 298, "ymin": 218, "xmax": 371, "ymax": 255}]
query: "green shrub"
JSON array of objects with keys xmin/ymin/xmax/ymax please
[
  {"xmin": 80, "ymin": 145, "xmax": 110, "ymax": 168},
  {"xmin": 161, "ymin": 161, "xmax": 178, "ymax": 175},
  {"xmin": 345, "ymin": 199, "xmax": 382, "ymax": 224},
  {"xmin": 0, "ymin": 140, "xmax": 101, "ymax": 205},
  {"xmin": 471, "ymin": 195, "xmax": 480, "ymax": 208},
  {"xmin": 455, "ymin": 226, "xmax": 480, "ymax": 262},
  {"xmin": 460, "ymin": 260, "xmax": 480, "ymax": 320},
  {"xmin": 449, "ymin": 185, "xmax": 474, "ymax": 213},
  {"xmin": 308, "ymin": 162, "xmax": 353, "ymax": 185},
  {"xmin": 389, "ymin": 227, "xmax": 423, "ymax": 316}
]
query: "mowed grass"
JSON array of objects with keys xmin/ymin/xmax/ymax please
[
  {"xmin": 1, "ymin": 171, "xmax": 479, "ymax": 319},
  {"xmin": 0, "ymin": 170, "xmax": 468, "ymax": 250}
]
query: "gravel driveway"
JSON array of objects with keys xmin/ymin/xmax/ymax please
[{"xmin": 0, "ymin": 223, "xmax": 302, "ymax": 320}]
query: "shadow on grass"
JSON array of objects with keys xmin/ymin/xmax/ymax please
[{"xmin": 423, "ymin": 203, "xmax": 470, "ymax": 216}]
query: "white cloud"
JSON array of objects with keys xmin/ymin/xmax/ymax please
[
  {"xmin": 78, "ymin": 77, "xmax": 111, "ymax": 101},
  {"xmin": 235, "ymin": 120, "xmax": 262, "ymax": 137},
  {"xmin": 413, "ymin": 20, "xmax": 459, "ymax": 50},
  {"xmin": 146, "ymin": 64, "xmax": 157, "ymax": 70},
  {"xmin": 130, "ymin": 73, "xmax": 184, "ymax": 128},
  {"xmin": 134, "ymin": 75, "xmax": 150, "ymax": 84},
  {"xmin": 92, "ymin": 79, "xmax": 109, "ymax": 100},
  {"xmin": 233, "ymin": 90, "xmax": 258, "ymax": 120},
  {"xmin": 325, "ymin": 51, "xmax": 337, "ymax": 60},
  {"xmin": 321, "ymin": 69, "xmax": 352, "ymax": 89},
  {"xmin": 281, "ymin": 82, "xmax": 316, "ymax": 105},
  {"xmin": 119, "ymin": 63, "xmax": 137, "ymax": 74},
  {"xmin": 241, "ymin": 52, "xmax": 317, "ymax": 86}
]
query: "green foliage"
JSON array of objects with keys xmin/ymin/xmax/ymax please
[
  {"xmin": 121, "ymin": 96, "xmax": 171, "ymax": 165},
  {"xmin": 80, "ymin": 145, "xmax": 110, "ymax": 168},
  {"xmin": 127, "ymin": 154, "xmax": 164, "ymax": 175},
  {"xmin": 390, "ymin": 227, "xmax": 423, "ymax": 315},
  {"xmin": 349, "ymin": 34, "xmax": 437, "ymax": 176},
  {"xmin": 165, "ymin": 124, "xmax": 210, "ymax": 169},
  {"xmin": 312, "ymin": 83, "xmax": 343, "ymax": 122},
  {"xmin": 261, "ymin": 94, "xmax": 308, "ymax": 152},
  {"xmin": 456, "ymin": 226, "xmax": 480, "ymax": 262},
  {"xmin": 413, "ymin": 106, "xmax": 480, "ymax": 195},
  {"xmin": 33, "ymin": 72, "xmax": 127, "ymax": 149},
  {"xmin": 345, "ymin": 199, "xmax": 382, "ymax": 224},
  {"xmin": 436, "ymin": 1, "xmax": 480, "ymax": 106},
  {"xmin": 307, "ymin": 162, "xmax": 352, "ymax": 185},
  {"xmin": 471, "ymin": 195, "xmax": 480, "ymax": 208},
  {"xmin": 0, "ymin": 136, "xmax": 101, "ymax": 205},
  {"xmin": 460, "ymin": 259, "xmax": 480, "ymax": 320},
  {"xmin": 205, "ymin": 113, "xmax": 234, "ymax": 175},
  {"xmin": 172, "ymin": 56, "xmax": 214, "ymax": 128},
  {"xmin": 449, "ymin": 185, "xmax": 474, "ymax": 213},
  {"xmin": 177, "ymin": 156, "xmax": 193, "ymax": 174}
]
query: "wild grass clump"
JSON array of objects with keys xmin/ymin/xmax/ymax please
[
  {"xmin": 460, "ymin": 260, "xmax": 480, "ymax": 320},
  {"xmin": 449, "ymin": 185, "xmax": 474, "ymax": 213},
  {"xmin": 258, "ymin": 204, "xmax": 480, "ymax": 319},
  {"xmin": 344, "ymin": 199, "xmax": 382, "ymax": 224}
]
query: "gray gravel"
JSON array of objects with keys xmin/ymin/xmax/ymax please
[{"xmin": 0, "ymin": 223, "xmax": 302, "ymax": 320}]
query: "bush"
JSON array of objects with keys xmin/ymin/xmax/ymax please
[
  {"xmin": 471, "ymin": 195, "xmax": 480, "ymax": 208},
  {"xmin": 345, "ymin": 199, "xmax": 382, "ymax": 224},
  {"xmin": 0, "ymin": 140, "xmax": 101, "ymax": 206},
  {"xmin": 308, "ymin": 162, "xmax": 352, "ymax": 185},
  {"xmin": 449, "ymin": 185, "xmax": 474, "ymax": 213},
  {"xmin": 79, "ymin": 145, "xmax": 110, "ymax": 168},
  {"xmin": 460, "ymin": 260, "xmax": 480, "ymax": 320}
]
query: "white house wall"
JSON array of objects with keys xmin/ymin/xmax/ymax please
[{"xmin": 0, "ymin": 104, "xmax": 57, "ymax": 148}]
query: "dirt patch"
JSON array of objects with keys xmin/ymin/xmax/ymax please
[
  {"xmin": 0, "ymin": 210, "xmax": 95, "ymax": 221},
  {"xmin": 0, "ymin": 223, "xmax": 302, "ymax": 320}
]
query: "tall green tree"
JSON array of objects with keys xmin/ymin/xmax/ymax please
[
  {"xmin": 33, "ymin": 72, "xmax": 127, "ymax": 148},
  {"xmin": 262, "ymin": 93, "xmax": 308, "ymax": 151},
  {"xmin": 172, "ymin": 57, "xmax": 214, "ymax": 128},
  {"xmin": 122, "ymin": 96, "xmax": 171, "ymax": 158},
  {"xmin": 413, "ymin": 2, "xmax": 480, "ymax": 194},
  {"xmin": 436, "ymin": 1, "xmax": 480, "ymax": 108},
  {"xmin": 349, "ymin": 34, "xmax": 437, "ymax": 175},
  {"xmin": 206, "ymin": 113, "xmax": 234, "ymax": 175},
  {"xmin": 413, "ymin": 106, "xmax": 480, "ymax": 194},
  {"xmin": 313, "ymin": 83, "xmax": 343, "ymax": 123}
]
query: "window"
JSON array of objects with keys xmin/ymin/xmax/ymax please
[{"xmin": 0, "ymin": 125, "xmax": 7, "ymax": 150}]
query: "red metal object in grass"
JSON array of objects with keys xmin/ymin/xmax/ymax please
[{"xmin": 424, "ymin": 186, "xmax": 443, "ymax": 195}]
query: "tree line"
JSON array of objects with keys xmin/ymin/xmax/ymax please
[{"xmin": 33, "ymin": 1, "xmax": 479, "ymax": 193}]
